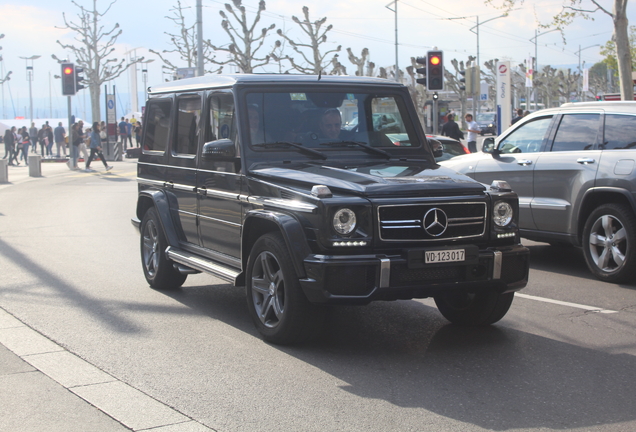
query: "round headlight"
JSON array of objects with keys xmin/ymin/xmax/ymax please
[
  {"xmin": 493, "ymin": 201, "xmax": 513, "ymax": 227},
  {"xmin": 333, "ymin": 208, "xmax": 357, "ymax": 235}
]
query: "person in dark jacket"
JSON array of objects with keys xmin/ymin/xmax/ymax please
[
  {"xmin": 440, "ymin": 114, "xmax": 464, "ymax": 141},
  {"xmin": 3, "ymin": 127, "xmax": 20, "ymax": 166}
]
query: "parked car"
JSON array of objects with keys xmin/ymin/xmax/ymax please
[
  {"xmin": 476, "ymin": 112, "xmax": 497, "ymax": 135},
  {"xmin": 133, "ymin": 74, "xmax": 529, "ymax": 344},
  {"xmin": 440, "ymin": 101, "xmax": 636, "ymax": 283}
]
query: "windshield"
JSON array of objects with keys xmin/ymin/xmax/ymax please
[
  {"xmin": 245, "ymin": 90, "xmax": 419, "ymax": 152},
  {"xmin": 476, "ymin": 113, "xmax": 495, "ymax": 122}
]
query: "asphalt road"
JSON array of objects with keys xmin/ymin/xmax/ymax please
[{"xmin": 1, "ymin": 159, "xmax": 635, "ymax": 432}]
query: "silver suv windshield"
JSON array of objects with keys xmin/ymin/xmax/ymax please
[{"xmin": 245, "ymin": 91, "xmax": 419, "ymax": 151}]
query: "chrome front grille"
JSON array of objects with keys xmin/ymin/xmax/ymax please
[{"xmin": 378, "ymin": 202, "xmax": 487, "ymax": 241}]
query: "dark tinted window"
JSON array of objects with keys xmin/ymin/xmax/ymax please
[
  {"xmin": 498, "ymin": 117, "xmax": 552, "ymax": 154},
  {"xmin": 208, "ymin": 93, "xmax": 236, "ymax": 143},
  {"xmin": 174, "ymin": 96, "xmax": 201, "ymax": 155},
  {"xmin": 603, "ymin": 114, "xmax": 636, "ymax": 149},
  {"xmin": 551, "ymin": 113, "xmax": 600, "ymax": 152},
  {"xmin": 143, "ymin": 100, "xmax": 172, "ymax": 152}
]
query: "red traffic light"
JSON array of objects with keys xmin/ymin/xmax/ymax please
[
  {"xmin": 430, "ymin": 56, "xmax": 441, "ymax": 66},
  {"xmin": 63, "ymin": 66, "xmax": 74, "ymax": 75}
]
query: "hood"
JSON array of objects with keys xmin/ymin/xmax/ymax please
[{"xmin": 250, "ymin": 161, "xmax": 485, "ymax": 197}]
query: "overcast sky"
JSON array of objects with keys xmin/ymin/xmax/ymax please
[{"xmin": 0, "ymin": 0, "xmax": 630, "ymax": 119}]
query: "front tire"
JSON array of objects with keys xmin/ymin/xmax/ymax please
[
  {"xmin": 582, "ymin": 203, "xmax": 636, "ymax": 283},
  {"xmin": 434, "ymin": 289, "xmax": 514, "ymax": 325},
  {"xmin": 140, "ymin": 207, "xmax": 187, "ymax": 290},
  {"xmin": 245, "ymin": 233, "xmax": 324, "ymax": 345}
]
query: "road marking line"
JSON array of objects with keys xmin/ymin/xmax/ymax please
[{"xmin": 516, "ymin": 293, "xmax": 618, "ymax": 314}]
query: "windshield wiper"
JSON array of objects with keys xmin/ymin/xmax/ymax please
[
  {"xmin": 253, "ymin": 141, "xmax": 327, "ymax": 160},
  {"xmin": 320, "ymin": 141, "xmax": 391, "ymax": 159}
]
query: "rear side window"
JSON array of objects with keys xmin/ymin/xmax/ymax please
[
  {"xmin": 174, "ymin": 96, "xmax": 201, "ymax": 155},
  {"xmin": 208, "ymin": 93, "xmax": 236, "ymax": 143},
  {"xmin": 603, "ymin": 114, "xmax": 636, "ymax": 149},
  {"xmin": 144, "ymin": 99, "xmax": 172, "ymax": 152},
  {"xmin": 551, "ymin": 113, "xmax": 600, "ymax": 152}
]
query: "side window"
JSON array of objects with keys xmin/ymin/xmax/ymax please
[
  {"xmin": 498, "ymin": 117, "xmax": 552, "ymax": 154},
  {"xmin": 143, "ymin": 99, "xmax": 172, "ymax": 152},
  {"xmin": 174, "ymin": 96, "xmax": 201, "ymax": 155},
  {"xmin": 551, "ymin": 113, "xmax": 600, "ymax": 152},
  {"xmin": 603, "ymin": 114, "xmax": 636, "ymax": 149},
  {"xmin": 369, "ymin": 96, "xmax": 417, "ymax": 147},
  {"xmin": 208, "ymin": 93, "xmax": 236, "ymax": 144}
]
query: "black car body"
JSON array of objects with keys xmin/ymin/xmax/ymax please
[
  {"xmin": 132, "ymin": 74, "xmax": 529, "ymax": 344},
  {"xmin": 476, "ymin": 112, "xmax": 497, "ymax": 136}
]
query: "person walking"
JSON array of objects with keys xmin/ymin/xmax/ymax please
[
  {"xmin": 29, "ymin": 122, "xmax": 38, "ymax": 153},
  {"xmin": 134, "ymin": 121, "xmax": 142, "ymax": 146},
  {"xmin": 54, "ymin": 122, "xmax": 66, "ymax": 157},
  {"xmin": 19, "ymin": 126, "xmax": 30, "ymax": 165},
  {"xmin": 85, "ymin": 122, "xmax": 112, "ymax": 172},
  {"xmin": 464, "ymin": 113, "xmax": 480, "ymax": 153},
  {"xmin": 126, "ymin": 118, "xmax": 133, "ymax": 148},
  {"xmin": 45, "ymin": 124, "xmax": 54, "ymax": 157},
  {"xmin": 440, "ymin": 114, "xmax": 464, "ymax": 141},
  {"xmin": 118, "ymin": 117, "xmax": 128, "ymax": 148},
  {"xmin": 3, "ymin": 127, "xmax": 18, "ymax": 165},
  {"xmin": 37, "ymin": 124, "xmax": 47, "ymax": 156}
]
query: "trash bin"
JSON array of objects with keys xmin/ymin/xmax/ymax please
[
  {"xmin": 28, "ymin": 155, "xmax": 42, "ymax": 177},
  {"xmin": 0, "ymin": 158, "xmax": 7, "ymax": 183}
]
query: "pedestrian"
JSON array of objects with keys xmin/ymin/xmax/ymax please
[
  {"xmin": 37, "ymin": 124, "xmax": 47, "ymax": 156},
  {"xmin": 85, "ymin": 121, "xmax": 112, "ymax": 172},
  {"xmin": 19, "ymin": 126, "xmax": 30, "ymax": 165},
  {"xmin": 45, "ymin": 124, "xmax": 54, "ymax": 157},
  {"xmin": 440, "ymin": 113, "xmax": 464, "ymax": 141},
  {"xmin": 464, "ymin": 113, "xmax": 480, "ymax": 153},
  {"xmin": 99, "ymin": 121, "xmax": 107, "ymax": 146},
  {"xmin": 78, "ymin": 125, "xmax": 90, "ymax": 163},
  {"xmin": 54, "ymin": 122, "xmax": 66, "ymax": 158},
  {"xmin": 3, "ymin": 127, "xmax": 18, "ymax": 165},
  {"xmin": 134, "ymin": 121, "xmax": 142, "ymax": 146},
  {"xmin": 118, "ymin": 117, "xmax": 128, "ymax": 148},
  {"xmin": 511, "ymin": 108, "xmax": 524, "ymax": 125},
  {"xmin": 126, "ymin": 118, "xmax": 133, "ymax": 148},
  {"xmin": 29, "ymin": 122, "xmax": 38, "ymax": 153}
]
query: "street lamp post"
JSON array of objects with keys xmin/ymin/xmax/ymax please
[
  {"xmin": 530, "ymin": 29, "xmax": 558, "ymax": 110},
  {"xmin": 385, "ymin": 0, "xmax": 399, "ymax": 83},
  {"xmin": 19, "ymin": 55, "xmax": 41, "ymax": 124},
  {"xmin": 140, "ymin": 59, "xmax": 154, "ymax": 104},
  {"xmin": 448, "ymin": 14, "xmax": 509, "ymax": 115},
  {"xmin": 577, "ymin": 44, "xmax": 601, "ymax": 101}
]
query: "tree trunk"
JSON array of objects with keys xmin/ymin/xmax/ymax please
[
  {"xmin": 90, "ymin": 84, "xmax": 101, "ymax": 124},
  {"xmin": 614, "ymin": 0, "xmax": 633, "ymax": 100}
]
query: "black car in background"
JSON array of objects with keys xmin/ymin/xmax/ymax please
[{"xmin": 476, "ymin": 112, "xmax": 497, "ymax": 135}]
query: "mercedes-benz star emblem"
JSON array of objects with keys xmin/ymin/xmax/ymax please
[{"xmin": 423, "ymin": 208, "xmax": 448, "ymax": 237}]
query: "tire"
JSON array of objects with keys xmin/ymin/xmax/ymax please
[
  {"xmin": 140, "ymin": 207, "xmax": 187, "ymax": 290},
  {"xmin": 434, "ymin": 289, "xmax": 514, "ymax": 326},
  {"xmin": 582, "ymin": 203, "xmax": 636, "ymax": 283},
  {"xmin": 245, "ymin": 232, "xmax": 324, "ymax": 345}
]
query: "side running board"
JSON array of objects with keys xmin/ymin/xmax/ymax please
[{"xmin": 166, "ymin": 247, "xmax": 241, "ymax": 285}]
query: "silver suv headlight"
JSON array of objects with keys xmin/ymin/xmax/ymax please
[
  {"xmin": 493, "ymin": 201, "xmax": 513, "ymax": 227},
  {"xmin": 333, "ymin": 208, "xmax": 357, "ymax": 235}
]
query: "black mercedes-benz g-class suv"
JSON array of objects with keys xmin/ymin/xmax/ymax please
[{"xmin": 132, "ymin": 74, "xmax": 529, "ymax": 344}]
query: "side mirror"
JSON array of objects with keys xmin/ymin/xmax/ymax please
[
  {"xmin": 202, "ymin": 139, "xmax": 236, "ymax": 160},
  {"xmin": 429, "ymin": 138, "xmax": 444, "ymax": 158},
  {"xmin": 482, "ymin": 137, "xmax": 496, "ymax": 154}
]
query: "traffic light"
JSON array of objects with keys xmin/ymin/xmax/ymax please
[
  {"xmin": 75, "ymin": 66, "xmax": 85, "ymax": 92},
  {"xmin": 415, "ymin": 56, "xmax": 427, "ymax": 87},
  {"xmin": 465, "ymin": 66, "xmax": 475, "ymax": 94},
  {"xmin": 458, "ymin": 69, "xmax": 466, "ymax": 91},
  {"xmin": 61, "ymin": 63, "xmax": 76, "ymax": 96},
  {"xmin": 426, "ymin": 50, "xmax": 444, "ymax": 91}
]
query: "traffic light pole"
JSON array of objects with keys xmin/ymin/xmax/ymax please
[{"xmin": 67, "ymin": 96, "xmax": 77, "ymax": 169}]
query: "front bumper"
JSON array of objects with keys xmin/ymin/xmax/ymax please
[{"xmin": 299, "ymin": 244, "xmax": 529, "ymax": 304}]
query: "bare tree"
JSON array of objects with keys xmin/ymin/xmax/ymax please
[
  {"xmin": 481, "ymin": 59, "xmax": 499, "ymax": 106},
  {"xmin": 487, "ymin": 0, "xmax": 632, "ymax": 100},
  {"xmin": 206, "ymin": 0, "xmax": 275, "ymax": 73},
  {"xmin": 446, "ymin": 57, "xmax": 476, "ymax": 128},
  {"xmin": 0, "ymin": 34, "xmax": 12, "ymax": 86},
  {"xmin": 55, "ymin": 0, "xmax": 140, "ymax": 122},
  {"xmin": 273, "ymin": 6, "xmax": 341, "ymax": 74},
  {"xmin": 347, "ymin": 48, "xmax": 369, "ymax": 76},
  {"xmin": 149, "ymin": 1, "xmax": 222, "ymax": 77},
  {"xmin": 533, "ymin": 65, "xmax": 560, "ymax": 107},
  {"xmin": 557, "ymin": 68, "xmax": 581, "ymax": 102}
]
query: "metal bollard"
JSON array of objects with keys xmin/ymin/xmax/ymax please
[
  {"xmin": 0, "ymin": 158, "xmax": 7, "ymax": 183},
  {"xmin": 28, "ymin": 155, "xmax": 42, "ymax": 177}
]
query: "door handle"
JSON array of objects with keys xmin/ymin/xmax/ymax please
[
  {"xmin": 577, "ymin": 158, "xmax": 595, "ymax": 165},
  {"xmin": 517, "ymin": 160, "xmax": 533, "ymax": 166}
]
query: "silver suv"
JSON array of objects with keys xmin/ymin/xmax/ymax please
[{"xmin": 441, "ymin": 101, "xmax": 636, "ymax": 283}]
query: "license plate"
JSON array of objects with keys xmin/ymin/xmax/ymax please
[{"xmin": 425, "ymin": 249, "xmax": 465, "ymax": 264}]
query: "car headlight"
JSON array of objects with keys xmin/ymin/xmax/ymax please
[
  {"xmin": 333, "ymin": 208, "xmax": 357, "ymax": 235},
  {"xmin": 493, "ymin": 201, "xmax": 513, "ymax": 227}
]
